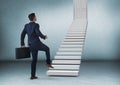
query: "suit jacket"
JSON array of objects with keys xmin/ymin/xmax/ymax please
[{"xmin": 21, "ymin": 22, "xmax": 46, "ymax": 46}]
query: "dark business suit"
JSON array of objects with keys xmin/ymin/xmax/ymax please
[{"xmin": 21, "ymin": 22, "xmax": 51, "ymax": 77}]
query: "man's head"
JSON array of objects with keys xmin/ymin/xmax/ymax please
[{"xmin": 28, "ymin": 13, "xmax": 37, "ymax": 22}]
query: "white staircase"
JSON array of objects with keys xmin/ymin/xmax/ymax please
[{"xmin": 46, "ymin": 0, "xmax": 88, "ymax": 76}]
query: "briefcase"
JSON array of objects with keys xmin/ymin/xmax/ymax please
[{"xmin": 15, "ymin": 47, "xmax": 31, "ymax": 59}]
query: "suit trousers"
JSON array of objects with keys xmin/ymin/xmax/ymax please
[{"xmin": 30, "ymin": 42, "xmax": 51, "ymax": 77}]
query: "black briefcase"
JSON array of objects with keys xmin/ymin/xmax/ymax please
[{"xmin": 15, "ymin": 47, "xmax": 31, "ymax": 59}]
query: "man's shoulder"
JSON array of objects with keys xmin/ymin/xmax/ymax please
[
  {"xmin": 34, "ymin": 23, "xmax": 40, "ymax": 28},
  {"xmin": 24, "ymin": 22, "xmax": 39, "ymax": 28},
  {"xmin": 24, "ymin": 23, "xmax": 29, "ymax": 27},
  {"xmin": 35, "ymin": 23, "xmax": 39, "ymax": 26}
]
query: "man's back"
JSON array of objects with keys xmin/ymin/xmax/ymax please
[{"xmin": 21, "ymin": 22, "xmax": 45, "ymax": 46}]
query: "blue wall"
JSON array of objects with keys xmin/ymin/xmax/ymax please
[
  {"xmin": 84, "ymin": 0, "xmax": 120, "ymax": 60},
  {"xmin": 0, "ymin": 0, "xmax": 120, "ymax": 60}
]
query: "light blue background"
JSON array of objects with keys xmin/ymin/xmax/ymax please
[{"xmin": 0, "ymin": 0, "xmax": 120, "ymax": 60}]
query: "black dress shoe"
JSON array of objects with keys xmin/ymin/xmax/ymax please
[
  {"xmin": 46, "ymin": 64, "xmax": 54, "ymax": 68},
  {"xmin": 30, "ymin": 76, "xmax": 38, "ymax": 80}
]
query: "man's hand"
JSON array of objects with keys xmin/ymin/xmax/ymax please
[
  {"xmin": 21, "ymin": 45, "xmax": 26, "ymax": 48},
  {"xmin": 45, "ymin": 35, "xmax": 48, "ymax": 40}
]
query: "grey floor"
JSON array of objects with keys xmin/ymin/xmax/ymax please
[{"xmin": 0, "ymin": 61, "xmax": 120, "ymax": 85}]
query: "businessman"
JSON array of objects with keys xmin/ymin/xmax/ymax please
[{"xmin": 21, "ymin": 13, "xmax": 53, "ymax": 80}]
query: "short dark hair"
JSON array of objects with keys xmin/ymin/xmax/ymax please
[{"xmin": 28, "ymin": 13, "xmax": 36, "ymax": 21}]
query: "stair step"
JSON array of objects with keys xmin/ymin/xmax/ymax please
[
  {"xmin": 66, "ymin": 33, "xmax": 86, "ymax": 35},
  {"xmin": 63, "ymin": 41, "xmax": 84, "ymax": 43},
  {"xmin": 47, "ymin": 70, "xmax": 79, "ymax": 76},
  {"xmin": 67, "ymin": 32, "xmax": 86, "ymax": 34},
  {"xmin": 66, "ymin": 35, "xmax": 86, "ymax": 37},
  {"xmin": 54, "ymin": 56, "xmax": 81, "ymax": 59},
  {"xmin": 62, "ymin": 42, "xmax": 84, "ymax": 45},
  {"xmin": 60, "ymin": 45, "xmax": 83, "ymax": 48},
  {"xmin": 69, "ymin": 27, "xmax": 86, "ymax": 29},
  {"xmin": 64, "ymin": 38, "xmax": 84, "ymax": 40},
  {"xmin": 67, "ymin": 33, "xmax": 85, "ymax": 36},
  {"xmin": 65, "ymin": 37, "xmax": 85, "ymax": 39},
  {"xmin": 59, "ymin": 48, "xmax": 82, "ymax": 51},
  {"xmin": 66, "ymin": 33, "xmax": 85, "ymax": 35},
  {"xmin": 64, "ymin": 39, "xmax": 84, "ymax": 42},
  {"xmin": 68, "ymin": 32, "xmax": 86, "ymax": 34},
  {"xmin": 49, "ymin": 65, "xmax": 80, "ymax": 70},
  {"xmin": 68, "ymin": 30, "xmax": 86, "ymax": 32},
  {"xmin": 52, "ymin": 60, "xmax": 81, "ymax": 64},
  {"xmin": 65, "ymin": 35, "xmax": 86, "ymax": 38},
  {"xmin": 57, "ymin": 52, "xmax": 82, "ymax": 55},
  {"xmin": 69, "ymin": 28, "xmax": 86, "ymax": 30}
]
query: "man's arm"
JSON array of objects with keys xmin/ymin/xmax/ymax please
[
  {"xmin": 21, "ymin": 25, "xmax": 27, "ymax": 46},
  {"xmin": 35, "ymin": 24, "xmax": 46, "ymax": 39}
]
